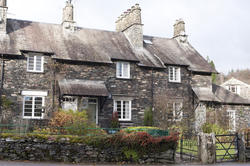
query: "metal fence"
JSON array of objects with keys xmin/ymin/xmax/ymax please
[
  {"xmin": 0, "ymin": 124, "xmax": 169, "ymax": 137},
  {"xmin": 177, "ymin": 132, "xmax": 199, "ymax": 161},
  {"xmin": 215, "ymin": 133, "xmax": 239, "ymax": 163}
]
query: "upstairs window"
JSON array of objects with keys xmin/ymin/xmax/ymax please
[
  {"xmin": 116, "ymin": 62, "xmax": 130, "ymax": 79},
  {"xmin": 227, "ymin": 85, "xmax": 240, "ymax": 95},
  {"xmin": 27, "ymin": 55, "xmax": 44, "ymax": 72},
  {"xmin": 169, "ymin": 66, "xmax": 181, "ymax": 83},
  {"xmin": 114, "ymin": 100, "xmax": 132, "ymax": 121}
]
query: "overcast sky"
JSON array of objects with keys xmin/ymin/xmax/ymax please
[{"xmin": 7, "ymin": 0, "xmax": 250, "ymax": 74}]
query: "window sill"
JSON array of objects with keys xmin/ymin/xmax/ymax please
[
  {"xmin": 23, "ymin": 117, "xmax": 44, "ymax": 120},
  {"xmin": 119, "ymin": 119, "xmax": 132, "ymax": 122},
  {"xmin": 116, "ymin": 77, "xmax": 132, "ymax": 80},
  {"xmin": 27, "ymin": 71, "xmax": 45, "ymax": 74},
  {"xmin": 169, "ymin": 81, "xmax": 181, "ymax": 84}
]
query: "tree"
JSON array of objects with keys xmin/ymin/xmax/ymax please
[{"xmin": 206, "ymin": 57, "xmax": 217, "ymax": 84}]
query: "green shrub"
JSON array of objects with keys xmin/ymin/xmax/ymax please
[
  {"xmin": 122, "ymin": 126, "xmax": 160, "ymax": 133},
  {"xmin": 202, "ymin": 123, "xmax": 228, "ymax": 135},
  {"xmin": 144, "ymin": 107, "xmax": 153, "ymax": 126},
  {"xmin": 35, "ymin": 109, "xmax": 106, "ymax": 136},
  {"xmin": 1, "ymin": 96, "xmax": 13, "ymax": 109},
  {"xmin": 123, "ymin": 147, "xmax": 139, "ymax": 162}
]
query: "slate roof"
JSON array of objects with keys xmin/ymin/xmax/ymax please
[
  {"xmin": 58, "ymin": 79, "xmax": 109, "ymax": 97},
  {"xmin": 212, "ymin": 84, "xmax": 250, "ymax": 105},
  {"xmin": 192, "ymin": 87, "xmax": 220, "ymax": 102},
  {"xmin": 0, "ymin": 18, "xmax": 216, "ymax": 73}
]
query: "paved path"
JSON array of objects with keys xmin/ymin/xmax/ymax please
[{"xmin": 0, "ymin": 161, "xmax": 249, "ymax": 166}]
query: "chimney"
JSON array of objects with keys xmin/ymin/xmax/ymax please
[
  {"xmin": 116, "ymin": 4, "xmax": 143, "ymax": 50},
  {"xmin": 0, "ymin": 0, "xmax": 7, "ymax": 35},
  {"xmin": 62, "ymin": 0, "xmax": 75, "ymax": 32},
  {"xmin": 173, "ymin": 19, "xmax": 187, "ymax": 43}
]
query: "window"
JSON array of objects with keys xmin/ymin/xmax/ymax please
[
  {"xmin": 114, "ymin": 100, "xmax": 132, "ymax": 121},
  {"xmin": 169, "ymin": 66, "xmax": 181, "ymax": 82},
  {"xmin": 227, "ymin": 85, "xmax": 240, "ymax": 95},
  {"xmin": 173, "ymin": 102, "xmax": 183, "ymax": 121},
  {"xmin": 167, "ymin": 102, "xmax": 183, "ymax": 121},
  {"xmin": 22, "ymin": 91, "xmax": 47, "ymax": 119},
  {"xmin": 27, "ymin": 55, "xmax": 44, "ymax": 72},
  {"xmin": 116, "ymin": 62, "xmax": 130, "ymax": 79},
  {"xmin": 227, "ymin": 110, "xmax": 236, "ymax": 132}
]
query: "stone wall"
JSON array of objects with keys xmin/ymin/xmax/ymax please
[
  {"xmin": 0, "ymin": 54, "xmax": 54, "ymax": 125},
  {"xmin": 205, "ymin": 104, "xmax": 250, "ymax": 131},
  {"xmin": 0, "ymin": 137, "xmax": 175, "ymax": 164},
  {"xmin": 192, "ymin": 74, "xmax": 212, "ymax": 90}
]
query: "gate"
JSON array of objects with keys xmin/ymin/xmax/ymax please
[
  {"xmin": 215, "ymin": 133, "xmax": 239, "ymax": 162},
  {"xmin": 178, "ymin": 132, "xmax": 199, "ymax": 161}
]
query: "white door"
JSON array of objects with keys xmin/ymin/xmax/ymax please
[{"xmin": 227, "ymin": 110, "xmax": 236, "ymax": 132}]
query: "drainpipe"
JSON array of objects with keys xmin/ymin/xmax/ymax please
[
  {"xmin": 151, "ymin": 68, "xmax": 154, "ymax": 111},
  {"xmin": 52, "ymin": 59, "xmax": 56, "ymax": 111},
  {"xmin": 0, "ymin": 54, "xmax": 4, "ymax": 118}
]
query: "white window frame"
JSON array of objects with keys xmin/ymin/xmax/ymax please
[
  {"xmin": 22, "ymin": 91, "xmax": 47, "ymax": 119},
  {"xmin": 173, "ymin": 102, "xmax": 183, "ymax": 121},
  {"xmin": 113, "ymin": 100, "xmax": 132, "ymax": 121},
  {"xmin": 227, "ymin": 110, "xmax": 236, "ymax": 132},
  {"xmin": 27, "ymin": 55, "xmax": 44, "ymax": 73},
  {"xmin": 167, "ymin": 102, "xmax": 183, "ymax": 121},
  {"xmin": 227, "ymin": 85, "xmax": 240, "ymax": 95},
  {"xmin": 169, "ymin": 66, "xmax": 181, "ymax": 83},
  {"xmin": 116, "ymin": 62, "xmax": 130, "ymax": 79}
]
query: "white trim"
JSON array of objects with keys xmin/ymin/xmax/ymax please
[
  {"xmin": 169, "ymin": 66, "xmax": 181, "ymax": 83},
  {"xmin": 113, "ymin": 99, "xmax": 132, "ymax": 121},
  {"xmin": 21, "ymin": 90, "xmax": 48, "ymax": 96},
  {"xmin": 173, "ymin": 102, "xmax": 183, "ymax": 121},
  {"xmin": 23, "ymin": 96, "xmax": 45, "ymax": 119},
  {"xmin": 227, "ymin": 110, "xmax": 236, "ymax": 132},
  {"xmin": 116, "ymin": 62, "xmax": 130, "ymax": 79},
  {"xmin": 27, "ymin": 55, "xmax": 44, "ymax": 73}
]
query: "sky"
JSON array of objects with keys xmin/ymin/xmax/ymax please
[{"xmin": 6, "ymin": 0, "xmax": 250, "ymax": 74}]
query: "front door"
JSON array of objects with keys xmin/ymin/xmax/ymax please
[{"xmin": 81, "ymin": 98, "xmax": 98, "ymax": 125}]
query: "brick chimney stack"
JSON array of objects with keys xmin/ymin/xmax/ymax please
[
  {"xmin": 173, "ymin": 19, "xmax": 187, "ymax": 42},
  {"xmin": 62, "ymin": 0, "xmax": 75, "ymax": 33},
  {"xmin": 116, "ymin": 4, "xmax": 143, "ymax": 50},
  {"xmin": 0, "ymin": 0, "xmax": 7, "ymax": 35}
]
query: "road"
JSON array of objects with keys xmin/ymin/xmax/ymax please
[{"xmin": 0, "ymin": 161, "xmax": 249, "ymax": 166}]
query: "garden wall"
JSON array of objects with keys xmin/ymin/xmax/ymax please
[{"xmin": 0, "ymin": 137, "xmax": 176, "ymax": 164}]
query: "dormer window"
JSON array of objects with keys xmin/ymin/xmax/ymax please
[
  {"xmin": 227, "ymin": 85, "xmax": 240, "ymax": 95},
  {"xmin": 169, "ymin": 66, "xmax": 181, "ymax": 83},
  {"xmin": 116, "ymin": 62, "xmax": 130, "ymax": 79},
  {"xmin": 27, "ymin": 55, "xmax": 44, "ymax": 73}
]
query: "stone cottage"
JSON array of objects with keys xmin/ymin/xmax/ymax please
[{"xmin": 0, "ymin": 0, "xmax": 249, "ymax": 131}]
